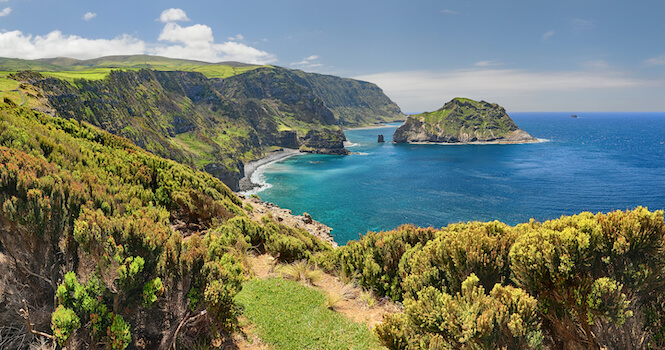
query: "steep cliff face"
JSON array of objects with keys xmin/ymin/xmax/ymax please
[
  {"xmin": 393, "ymin": 98, "xmax": 537, "ymax": 144},
  {"xmin": 10, "ymin": 64, "xmax": 396, "ymax": 189},
  {"xmin": 286, "ymin": 69, "xmax": 405, "ymax": 127}
]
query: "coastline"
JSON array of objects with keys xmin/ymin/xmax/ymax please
[
  {"xmin": 400, "ymin": 138, "xmax": 548, "ymax": 145},
  {"xmin": 238, "ymin": 148, "xmax": 302, "ymax": 193},
  {"xmin": 342, "ymin": 121, "xmax": 404, "ymax": 131}
]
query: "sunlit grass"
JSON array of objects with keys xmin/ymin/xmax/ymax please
[{"xmin": 235, "ymin": 278, "xmax": 383, "ymax": 350}]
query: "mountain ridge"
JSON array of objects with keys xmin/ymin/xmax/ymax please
[{"xmin": 3, "ymin": 56, "xmax": 404, "ymax": 190}]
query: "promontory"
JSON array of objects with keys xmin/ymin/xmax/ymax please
[{"xmin": 393, "ymin": 98, "xmax": 537, "ymax": 144}]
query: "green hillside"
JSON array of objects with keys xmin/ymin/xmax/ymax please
[
  {"xmin": 2, "ymin": 55, "xmax": 403, "ymax": 190},
  {"xmin": 0, "ymin": 103, "xmax": 335, "ymax": 349}
]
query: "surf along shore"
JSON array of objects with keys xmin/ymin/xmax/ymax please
[{"xmin": 234, "ymin": 148, "xmax": 339, "ymax": 248}]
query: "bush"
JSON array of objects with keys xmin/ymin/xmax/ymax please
[
  {"xmin": 375, "ymin": 274, "xmax": 543, "ymax": 350},
  {"xmin": 51, "ymin": 305, "xmax": 81, "ymax": 347},
  {"xmin": 327, "ymin": 224, "xmax": 437, "ymax": 300}
]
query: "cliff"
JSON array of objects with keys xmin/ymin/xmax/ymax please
[
  {"xmin": 393, "ymin": 98, "xmax": 537, "ymax": 144},
  {"xmin": 6, "ymin": 59, "xmax": 401, "ymax": 189}
]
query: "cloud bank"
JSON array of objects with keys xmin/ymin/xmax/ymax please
[
  {"xmin": 0, "ymin": 8, "xmax": 275, "ymax": 64},
  {"xmin": 355, "ymin": 68, "xmax": 663, "ymax": 112}
]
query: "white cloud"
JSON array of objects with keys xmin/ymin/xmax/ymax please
[
  {"xmin": 645, "ymin": 54, "xmax": 665, "ymax": 66},
  {"xmin": 355, "ymin": 68, "xmax": 662, "ymax": 112},
  {"xmin": 474, "ymin": 60, "xmax": 502, "ymax": 67},
  {"xmin": 0, "ymin": 8, "xmax": 276, "ymax": 65},
  {"xmin": 227, "ymin": 34, "xmax": 244, "ymax": 41},
  {"xmin": 0, "ymin": 7, "xmax": 11, "ymax": 17},
  {"xmin": 155, "ymin": 22, "xmax": 275, "ymax": 64},
  {"xmin": 542, "ymin": 30, "xmax": 555, "ymax": 41},
  {"xmin": 0, "ymin": 30, "xmax": 146, "ymax": 60},
  {"xmin": 441, "ymin": 9, "xmax": 459, "ymax": 15},
  {"xmin": 83, "ymin": 12, "xmax": 97, "ymax": 21},
  {"xmin": 159, "ymin": 8, "xmax": 190, "ymax": 23},
  {"xmin": 291, "ymin": 55, "xmax": 322, "ymax": 68}
]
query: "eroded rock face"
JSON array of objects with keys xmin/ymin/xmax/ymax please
[
  {"xmin": 393, "ymin": 98, "xmax": 537, "ymax": 144},
  {"xmin": 300, "ymin": 129, "xmax": 350, "ymax": 155}
]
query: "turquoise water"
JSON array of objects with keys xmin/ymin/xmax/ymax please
[{"xmin": 257, "ymin": 113, "xmax": 665, "ymax": 245}]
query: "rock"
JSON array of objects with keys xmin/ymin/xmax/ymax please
[
  {"xmin": 303, "ymin": 212, "xmax": 313, "ymax": 224},
  {"xmin": 378, "ymin": 134, "xmax": 385, "ymax": 142},
  {"xmin": 393, "ymin": 98, "xmax": 537, "ymax": 144},
  {"xmin": 299, "ymin": 129, "xmax": 350, "ymax": 155}
]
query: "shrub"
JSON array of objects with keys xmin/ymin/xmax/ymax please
[
  {"xmin": 375, "ymin": 274, "xmax": 542, "ymax": 350},
  {"xmin": 51, "ymin": 305, "xmax": 81, "ymax": 347}
]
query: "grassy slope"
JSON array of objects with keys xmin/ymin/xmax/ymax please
[
  {"xmin": 236, "ymin": 278, "xmax": 383, "ymax": 350},
  {"xmin": 0, "ymin": 55, "xmax": 265, "ymax": 81}
]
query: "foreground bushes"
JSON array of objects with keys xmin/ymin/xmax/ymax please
[
  {"xmin": 326, "ymin": 208, "xmax": 665, "ymax": 349},
  {"xmin": 0, "ymin": 105, "xmax": 332, "ymax": 349}
]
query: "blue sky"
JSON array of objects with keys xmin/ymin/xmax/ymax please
[{"xmin": 1, "ymin": 0, "xmax": 664, "ymax": 112}]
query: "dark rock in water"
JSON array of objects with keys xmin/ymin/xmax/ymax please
[
  {"xmin": 299, "ymin": 129, "xmax": 350, "ymax": 155},
  {"xmin": 378, "ymin": 134, "xmax": 385, "ymax": 142},
  {"xmin": 571, "ymin": 114, "xmax": 579, "ymax": 118},
  {"xmin": 393, "ymin": 97, "xmax": 537, "ymax": 144}
]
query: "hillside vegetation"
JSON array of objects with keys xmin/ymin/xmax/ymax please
[
  {"xmin": 0, "ymin": 103, "xmax": 333, "ymax": 349},
  {"xmin": 3, "ymin": 56, "xmax": 403, "ymax": 190}
]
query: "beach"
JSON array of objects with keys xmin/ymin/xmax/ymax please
[{"xmin": 238, "ymin": 148, "xmax": 302, "ymax": 193}]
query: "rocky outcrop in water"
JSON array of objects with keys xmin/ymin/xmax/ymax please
[{"xmin": 393, "ymin": 98, "xmax": 537, "ymax": 144}]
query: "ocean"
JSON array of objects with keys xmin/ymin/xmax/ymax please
[{"xmin": 254, "ymin": 112, "xmax": 665, "ymax": 245}]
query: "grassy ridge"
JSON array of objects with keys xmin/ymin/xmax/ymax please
[{"xmin": 0, "ymin": 55, "xmax": 265, "ymax": 80}]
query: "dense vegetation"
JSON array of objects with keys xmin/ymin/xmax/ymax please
[
  {"xmin": 0, "ymin": 103, "xmax": 332, "ymax": 349},
  {"xmin": 393, "ymin": 97, "xmax": 536, "ymax": 143},
  {"xmin": 323, "ymin": 210, "xmax": 665, "ymax": 349}
]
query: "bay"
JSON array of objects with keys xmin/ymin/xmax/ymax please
[{"xmin": 256, "ymin": 112, "xmax": 665, "ymax": 245}]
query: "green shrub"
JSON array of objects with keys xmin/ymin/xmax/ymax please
[
  {"xmin": 376, "ymin": 274, "xmax": 543, "ymax": 350},
  {"xmin": 401, "ymin": 220, "xmax": 519, "ymax": 300},
  {"xmin": 328, "ymin": 224, "xmax": 437, "ymax": 300},
  {"xmin": 51, "ymin": 305, "xmax": 81, "ymax": 347},
  {"xmin": 510, "ymin": 208, "xmax": 664, "ymax": 348}
]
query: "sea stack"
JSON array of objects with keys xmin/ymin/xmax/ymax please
[
  {"xmin": 393, "ymin": 98, "xmax": 537, "ymax": 144},
  {"xmin": 378, "ymin": 134, "xmax": 385, "ymax": 142}
]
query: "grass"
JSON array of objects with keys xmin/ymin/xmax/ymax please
[
  {"xmin": 0, "ymin": 76, "xmax": 22, "ymax": 105},
  {"xmin": 42, "ymin": 69, "xmax": 115, "ymax": 81},
  {"xmin": 277, "ymin": 260, "xmax": 323, "ymax": 285},
  {"xmin": 235, "ymin": 278, "xmax": 384, "ymax": 350}
]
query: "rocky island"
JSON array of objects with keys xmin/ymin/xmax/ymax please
[{"xmin": 393, "ymin": 97, "xmax": 537, "ymax": 144}]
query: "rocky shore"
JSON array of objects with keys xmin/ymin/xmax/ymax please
[
  {"xmin": 236, "ymin": 148, "xmax": 338, "ymax": 248},
  {"xmin": 239, "ymin": 194, "xmax": 338, "ymax": 248}
]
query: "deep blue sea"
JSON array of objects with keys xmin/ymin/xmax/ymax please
[{"xmin": 255, "ymin": 113, "xmax": 665, "ymax": 245}]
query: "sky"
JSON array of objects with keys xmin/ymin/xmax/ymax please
[{"xmin": 1, "ymin": 0, "xmax": 664, "ymax": 112}]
